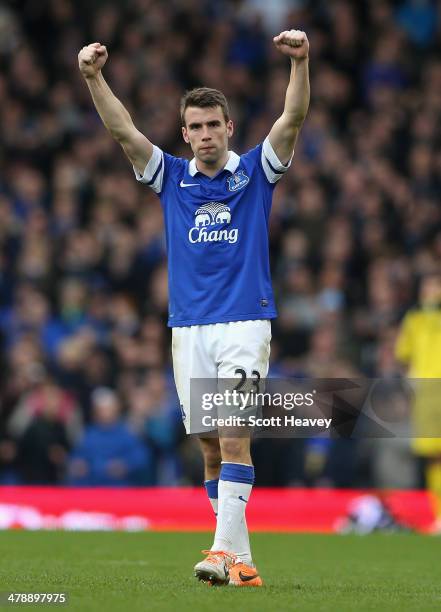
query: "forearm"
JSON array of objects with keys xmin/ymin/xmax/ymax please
[
  {"xmin": 282, "ymin": 57, "xmax": 310, "ymax": 128},
  {"xmin": 85, "ymin": 72, "xmax": 135, "ymax": 143}
]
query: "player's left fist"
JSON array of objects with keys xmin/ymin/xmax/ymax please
[{"xmin": 273, "ymin": 30, "xmax": 309, "ymax": 60}]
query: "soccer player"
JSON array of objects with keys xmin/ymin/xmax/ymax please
[{"xmin": 78, "ymin": 29, "xmax": 310, "ymax": 586}]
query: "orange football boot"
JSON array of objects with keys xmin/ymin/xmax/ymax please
[
  {"xmin": 194, "ymin": 550, "xmax": 237, "ymax": 586},
  {"xmin": 228, "ymin": 561, "xmax": 263, "ymax": 587}
]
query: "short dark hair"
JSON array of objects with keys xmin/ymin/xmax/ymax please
[{"xmin": 180, "ymin": 87, "xmax": 230, "ymax": 126}]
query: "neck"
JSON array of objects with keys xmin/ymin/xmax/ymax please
[{"xmin": 195, "ymin": 150, "xmax": 229, "ymax": 177}]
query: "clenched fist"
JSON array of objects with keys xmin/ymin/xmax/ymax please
[
  {"xmin": 78, "ymin": 42, "xmax": 108, "ymax": 78},
  {"xmin": 273, "ymin": 30, "xmax": 309, "ymax": 60}
]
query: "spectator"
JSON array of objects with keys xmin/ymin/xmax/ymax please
[
  {"xmin": 8, "ymin": 373, "xmax": 81, "ymax": 445},
  {"xmin": 17, "ymin": 395, "xmax": 70, "ymax": 485},
  {"xmin": 126, "ymin": 370, "xmax": 182, "ymax": 484},
  {"xmin": 67, "ymin": 387, "xmax": 151, "ymax": 486}
]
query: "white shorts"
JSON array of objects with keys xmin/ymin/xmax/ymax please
[{"xmin": 172, "ymin": 320, "xmax": 271, "ymax": 434}]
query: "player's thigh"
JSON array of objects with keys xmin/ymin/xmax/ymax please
[
  {"xmin": 217, "ymin": 319, "xmax": 271, "ymax": 385},
  {"xmin": 172, "ymin": 325, "xmax": 217, "ymax": 428}
]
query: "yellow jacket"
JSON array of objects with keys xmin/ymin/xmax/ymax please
[
  {"xmin": 395, "ymin": 307, "xmax": 441, "ymax": 456},
  {"xmin": 396, "ymin": 307, "xmax": 441, "ymax": 378}
]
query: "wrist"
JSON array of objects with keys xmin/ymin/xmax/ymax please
[
  {"xmin": 291, "ymin": 56, "xmax": 309, "ymax": 64},
  {"xmin": 84, "ymin": 70, "xmax": 101, "ymax": 81}
]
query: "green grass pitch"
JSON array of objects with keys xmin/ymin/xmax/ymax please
[{"xmin": 0, "ymin": 531, "xmax": 440, "ymax": 611}]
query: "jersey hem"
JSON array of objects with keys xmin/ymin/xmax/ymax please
[{"xmin": 168, "ymin": 311, "xmax": 277, "ymax": 327}]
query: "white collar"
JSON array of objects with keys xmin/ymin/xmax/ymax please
[{"xmin": 189, "ymin": 151, "xmax": 240, "ymax": 177}]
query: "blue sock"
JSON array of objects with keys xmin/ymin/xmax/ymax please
[{"xmin": 205, "ymin": 478, "xmax": 219, "ymax": 515}]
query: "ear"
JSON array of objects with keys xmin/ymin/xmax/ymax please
[
  {"xmin": 226, "ymin": 119, "xmax": 234, "ymax": 138},
  {"xmin": 182, "ymin": 126, "xmax": 190, "ymax": 143}
]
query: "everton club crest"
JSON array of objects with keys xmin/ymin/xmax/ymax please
[{"xmin": 227, "ymin": 170, "xmax": 249, "ymax": 192}]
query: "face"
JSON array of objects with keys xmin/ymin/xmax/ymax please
[
  {"xmin": 420, "ymin": 275, "xmax": 441, "ymax": 306},
  {"xmin": 182, "ymin": 106, "xmax": 233, "ymax": 165},
  {"xmin": 93, "ymin": 399, "xmax": 120, "ymax": 425}
]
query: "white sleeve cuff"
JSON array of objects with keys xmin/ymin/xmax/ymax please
[
  {"xmin": 261, "ymin": 137, "xmax": 293, "ymax": 183},
  {"xmin": 133, "ymin": 145, "xmax": 164, "ymax": 193}
]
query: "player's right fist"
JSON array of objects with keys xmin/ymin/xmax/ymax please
[{"xmin": 78, "ymin": 42, "xmax": 108, "ymax": 78}]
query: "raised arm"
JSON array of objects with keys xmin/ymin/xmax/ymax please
[
  {"xmin": 268, "ymin": 30, "xmax": 310, "ymax": 165},
  {"xmin": 78, "ymin": 42, "xmax": 152, "ymax": 174}
]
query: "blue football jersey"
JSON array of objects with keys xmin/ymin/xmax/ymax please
[{"xmin": 134, "ymin": 137, "xmax": 292, "ymax": 327}]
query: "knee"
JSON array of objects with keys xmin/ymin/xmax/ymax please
[{"xmin": 220, "ymin": 438, "xmax": 250, "ymax": 463}]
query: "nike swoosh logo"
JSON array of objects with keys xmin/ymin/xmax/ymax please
[
  {"xmin": 238, "ymin": 496, "xmax": 248, "ymax": 503},
  {"xmin": 239, "ymin": 571, "xmax": 259, "ymax": 582},
  {"xmin": 180, "ymin": 180, "xmax": 199, "ymax": 187}
]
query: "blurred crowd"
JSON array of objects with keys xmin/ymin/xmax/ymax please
[{"xmin": 0, "ymin": 0, "xmax": 440, "ymax": 488}]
